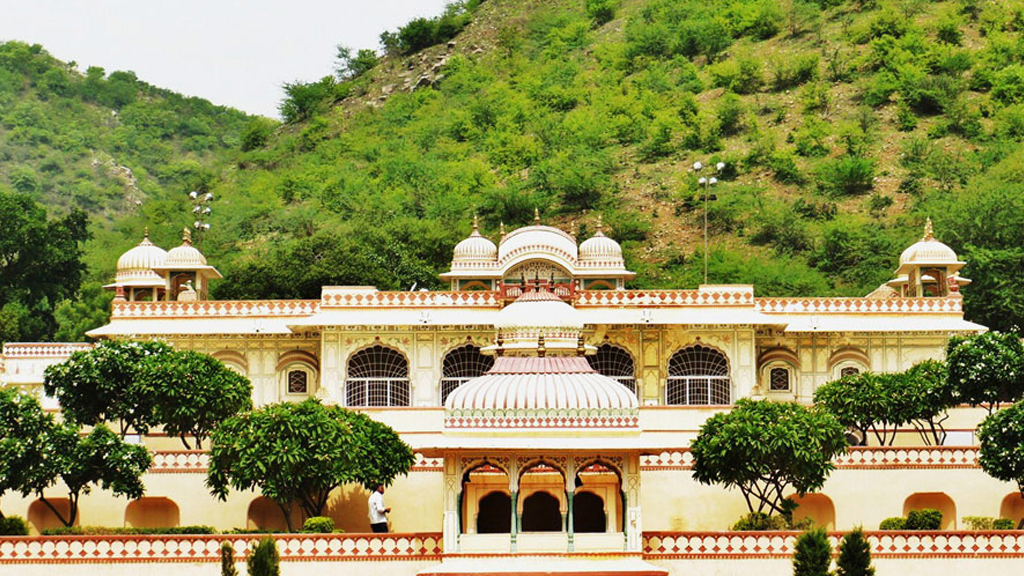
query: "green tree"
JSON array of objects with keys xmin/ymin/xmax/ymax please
[
  {"xmin": 946, "ymin": 331, "xmax": 1024, "ymax": 413},
  {"xmin": 835, "ymin": 527, "xmax": 875, "ymax": 576},
  {"xmin": 140, "ymin": 350, "xmax": 253, "ymax": 449},
  {"xmin": 206, "ymin": 399, "xmax": 413, "ymax": 530},
  {"xmin": 691, "ymin": 399, "xmax": 847, "ymax": 515},
  {"xmin": 44, "ymin": 339, "xmax": 173, "ymax": 436},
  {"xmin": 279, "ymin": 77, "xmax": 335, "ymax": 123},
  {"xmin": 220, "ymin": 541, "xmax": 238, "ymax": 576},
  {"xmin": 903, "ymin": 360, "xmax": 956, "ymax": 445},
  {"xmin": 793, "ymin": 527, "xmax": 832, "ymax": 576},
  {"xmin": 814, "ymin": 373, "xmax": 890, "ymax": 446},
  {"xmin": 0, "ymin": 387, "xmax": 52, "ymax": 519},
  {"xmin": 28, "ymin": 424, "xmax": 151, "ymax": 527},
  {"xmin": 53, "ymin": 282, "xmax": 113, "ymax": 341},
  {"xmin": 0, "ymin": 188, "xmax": 89, "ymax": 342},
  {"xmin": 977, "ymin": 402, "xmax": 1024, "ymax": 528},
  {"xmin": 334, "ymin": 45, "xmax": 378, "ymax": 79},
  {"xmin": 246, "ymin": 537, "xmax": 280, "ymax": 576}
]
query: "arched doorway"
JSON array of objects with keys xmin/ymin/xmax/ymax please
[
  {"xmin": 1000, "ymin": 493, "xmax": 1024, "ymax": 528},
  {"xmin": 521, "ymin": 492, "xmax": 561, "ymax": 532},
  {"xmin": 573, "ymin": 492, "xmax": 606, "ymax": 533},
  {"xmin": 477, "ymin": 491, "xmax": 511, "ymax": 534},
  {"xmin": 124, "ymin": 497, "xmax": 180, "ymax": 528},
  {"xmin": 27, "ymin": 499, "xmax": 76, "ymax": 533},
  {"xmin": 247, "ymin": 496, "xmax": 302, "ymax": 532},
  {"xmin": 789, "ymin": 494, "xmax": 835, "ymax": 530},
  {"xmin": 904, "ymin": 492, "xmax": 956, "ymax": 529}
]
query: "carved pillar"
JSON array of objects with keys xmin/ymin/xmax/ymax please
[
  {"xmin": 442, "ymin": 453, "xmax": 460, "ymax": 553},
  {"xmin": 509, "ymin": 456, "xmax": 519, "ymax": 553},
  {"xmin": 567, "ymin": 491, "xmax": 575, "ymax": 552},
  {"xmin": 625, "ymin": 451, "xmax": 642, "ymax": 552}
]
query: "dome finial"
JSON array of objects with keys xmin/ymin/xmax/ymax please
[
  {"xmin": 534, "ymin": 207, "xmax": 540, "ymax": 224},
  {"xmin": 472, "ymin": 213, "xmax": 480, "ymax": 232},
  {"xmin": 143, "ymin": 226, "xmax": 150, "ymax": 240},
  {"xmin": 922, "ymin": 217, "xmax": 935, "ymax": 241},
  {"xmin": 182, "ymin": 227, "xmax": 193, "ymax": 246},
  {"xmin": 500, "ymin": 221, "xmax": 506, "ymax": 237},
  {"xmin": 595, "ymin": 214, "xmax": 604, "ymax": 236}
]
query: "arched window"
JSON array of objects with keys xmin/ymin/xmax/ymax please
[
  {"xmin": 587, "ymin": 344, "xmax": 637, "ymax": 394},
  {"xmin": 769, "ymin": 367, "xmax": 791, "ymax": 392},
  {"xmin": 346, "ymin": 345, "xmax": 410, "ymax": 407},
  {"xmin": 287, "ymin": 370, "xmax": 308, "ymax": 394},
  {"xmin": 840, "ymin": 366, "xmax": 860, "ymax": 378},
  {"xmin": 440, "ymin": 344, "xmax": 494, "ymax": 404},
  {"xmin": 666, "ymin": 345, "xmax": 731, "ymax": 405}
]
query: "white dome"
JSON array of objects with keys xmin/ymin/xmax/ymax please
[
  {"xmin": 164, "ymin": 229, "xmax": 208, "ymax": 268},
  {"xmin": 495, "ymin": 288, "xmax": 583, "ymax": 332},
  {"xmin": 896, "ymin": 218, "xmax": 963, "ymax": 274},
  {"xmin": 579, "ymin": 231, "xmax": 622, "ymax": 261},
  {"xmin": 498, "ymin": 218, "xmax": 578, "ymax": 265},
  {"xmin": 453, "ymin": 218, "xmax": 497, "ymax": 262},
  {"xmin": 115, "ymin": 233, "xmax": 167, "ymax": 286},
  {"xmin": 444, "ymin": 356, "xmax": 639, "ymax": 414}
]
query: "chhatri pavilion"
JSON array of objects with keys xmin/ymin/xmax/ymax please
[{"xmin": 1, "ymin": 215, "xmax": 1017, "ymax": 575}]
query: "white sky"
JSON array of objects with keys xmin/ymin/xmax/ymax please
[{"xmin": 0, "ymin": 0, "xmax": 452, "ymax": 118}]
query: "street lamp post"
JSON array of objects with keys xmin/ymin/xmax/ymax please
[
  {"xmin": 693, "ymin": 161, "xmax": 725, "ymax": 285},
  {"xmin": 188, "ymin": 190, "xmax": 214, "ymax": 246}
]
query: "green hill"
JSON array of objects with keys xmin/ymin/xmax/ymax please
[{"xmin": 4, "ymin": 0, "xmax": 1024, "ymax": 340}]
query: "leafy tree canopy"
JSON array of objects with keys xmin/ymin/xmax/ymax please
[
  {"xmin": 0, "ymin": 387, "xmax": 52, "ymax": 518},
  {"xmin": 690, "ymin": 399, "xmax": 847, "ymax": 515},
  {"xmin": 0, "ymin": 188, "xmax": 89, "ymax": 342},
  {"xmin": 140, "ymin": 350, "xmax": 253, "ymax": 449},
  {"xmin": 26, "ymin": 424, "xmax": 151, "ymax": 527},
  {"xmin": 206, "ymin": 399, "xmax": 413, "ymax": 530},
  {"xmin": 977, "ymin": 401, "xmax": 1024, "ymax": 527},
  {"xmin": 946, "ymin": 331, "xmax": 1024, "ymax": 413},
  {"xmin": 43, "ymin": 339, "xmax": 172, "ymax": 435}
]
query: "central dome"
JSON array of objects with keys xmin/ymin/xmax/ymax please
[
  {"xmin": 114, "ymin": 232, "xmax": 167, "ymax": 286},
  {"xmin": 497, "ymin": 213, "xmax": 578, "ymax": 265}
]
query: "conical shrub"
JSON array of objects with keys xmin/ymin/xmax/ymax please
[
  {"xmin": 836, "ymin": 527, "xmax": 875, "ymax": 576},
  {"xmin": 793, "ymin": 527, "xmax": 832, "ymax": 576}
]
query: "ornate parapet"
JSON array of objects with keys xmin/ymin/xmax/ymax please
[
  {"xmin": 110, "ymin": 300, "xmax": 320, "ymax": 319},
  {"xmin": 320, "ymin": 288, "xmax": 500, "ymax": 309},
  {"xmin": 640, "ymin": 446, "xmax": 980, "ymax": 471},
  {"xmin": 0, "ymin": 533, "xmax": 443, "ymax": 564},
  {"xmin": 147, "ymin": 451, "xmax": 441, "ymax": 474},
  {"xmin": 575, "ymin": 288, "xmax": 754, "ymax": 308},
  {"xmin": 0, "ymin": 343, "xmax": 93, "ymax": 358},
  {"xmin": 754, "ymin": 297, "xmax": 963, "ymax": 314},
  {"xmin": 642, "ymin": 531, "xmax": 1024, "ymax": 558}
]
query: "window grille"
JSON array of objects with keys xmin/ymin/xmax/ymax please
[
  {"xmin": 587, "ymin": 344, "xmax": 637, "ymax": 394},
  {"xmin": 346, "ymin": 345, "xmax": 410, "ymax": 407},
  {"xmin": 666, "ymin": 345, "xmax": 731, "ymax": 405},
  {"xmin": 840, "ymin": 366, "xmax": 860, "ymax": 378},
  {"xmin": 287, "ymin": 370, "xmax": 308, "ymax": 394},
  {"xmin": 440, "ymin": 344, "xmax": 494, "ymax": 404},
  {"xmin": 769, "ymin": 367, "xmax": 790, "ymax": 391}
]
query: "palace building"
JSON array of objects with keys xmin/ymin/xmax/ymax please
[{"xmin": 1, "ymin": 216, "xmax": 1019, "ymax": 576}]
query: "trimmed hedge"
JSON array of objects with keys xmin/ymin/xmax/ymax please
[
  {"xmin": 40, "ymin": 525, "xmax": 216, "ymax": 536},
  {"xmin": 0, "ymin": 516, "xmax": 29, "ymax": 536}
]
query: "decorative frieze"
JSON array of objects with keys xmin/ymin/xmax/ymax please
[{"xmin": 640, "ymin": 447, "xmax": 980, "ymax": 471}]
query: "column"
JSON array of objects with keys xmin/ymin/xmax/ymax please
[
  {"xmin": 567, "ymin": 491, "xmax": 575, "ymax": 552},
  {"xmin": 442, "ymin": 454, "xmax": 460, "ymax": 553},
  {"xmin": 510, "ymin": 490, "xmax": 518, "ymax": 553}
]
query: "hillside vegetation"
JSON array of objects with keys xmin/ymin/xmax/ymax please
[{"xmin": 3, "ymin": 0, "xmax": 1024, "ymax": 340}]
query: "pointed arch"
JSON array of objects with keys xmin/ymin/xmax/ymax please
[
  {"xmin": 666, "ymin": 344, "xmax": 731, "ymax": 405},
  {"xmin": 345, "ymin": 344, "xmax": 410, "ymax": 406}
]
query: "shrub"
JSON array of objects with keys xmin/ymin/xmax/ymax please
[
  {"xmin": 905, "ymin": 509, "xmax": 942, "ymax": 530},
  {"xmin": 247, "ymin": 537, "xmax": 280, "ymax": 576},
  {"xmin": 586, "ymin": 0, "xmax": 617, "ymax": 26},
  {"xmin": 936, "ymin": 17, "xmax": 963, "ymax": 45},
  {"xmin": 817, "ymin": 156, "xmax": 875, "ymax": 196},
  {"xmin": 770, "ymin": 53, "xmax": 819, "ymax": 91},
  {"xmin": 793, "ymin": 527, "xmax": 832, "ymax": 576},
  {"xmin": 993, "ymin": 518, "xmax": 1015, "ymax": 530},
  {"xmin": 221, "ymin": 541, "xmax": 238, "ymax": 576},
  {"xmin": 861, "ymin": 71, "xmax": 897, "ymax": 107},
  {"xmin": 40, "ymin": 525, "xmax": 217, "ymax": 536},
  {"xmin": 710, "ymin": 55, "xmax": 764, "ymax": 94},
  {"xmin": 801, "ymin": 81, "xmax": 832, "ymax": 113},
  {"xmin": 793, "ymin": 118, "xmax": 830, "ymax": 157},
  {"xmin": 836, "ymin": 528, "xmax": 875, "ymax": 576},
  {"xmin": 895, "ymin": 101, "xmax": 917, "ymax": 131},
  {"xmin": 992, "ymin": 65, "xmax": 1024, "ymax": 105},
  {"xmin": 994, "ymin": 104, "xmax": 1024, "ymax": 140},
  {"xmin": 716, "ymin": 93, "xmax": 745, "ymax": 136},
  {"xmin": 240, "ymin": 118, "xmax": 276, "ymax": 152},
  {"xmin": 963, "ymin": 516, "xmax": 999, "ymax": 529},
  {"xmin": 732, "ymin": 512, "xmax": 788, "ymax": 531},
  {"xmin": 302, "ymin": 516, "xmax": 335, "ymax": 533},
  {"xmin": 879, "ymin": 517, "xmax": 907, "ymax": 530},
  {"xmin": 769, "ymin": 151, "xmax": 804, "ymax": 184},
  {"xmin": 0, "ymin": 516, "xmax": 28, "ymax": 536}
]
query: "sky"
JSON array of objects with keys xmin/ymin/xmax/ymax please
[{"xmin": 0, "ymin": 0, "xmax": 452, "ymax": 118}]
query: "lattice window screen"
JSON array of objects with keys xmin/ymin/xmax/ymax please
[
  {"xmin": 666, "ymin": 345, "xmax": 731, "ymax": 405},
  {"xmin": 346, "ymin": 345, "xmax": 410, "ymax": 406},
  {"xmin": 769, "ymin": 367, "xmax": 790, "ymax": 391},
  {"xmin": 840, "ymin": 366, "xmax": 860, "ymax": 378},
  {"xmin": 440, "ymin": 344, "xmax": 494, "ymax": 404},
  {"xmin": 587, "ymin": 344, "xmax": 637, "ymax": 394},
  {"xmin": 287, "ymin": 370, "xmax": 308, "ymax": 394}
]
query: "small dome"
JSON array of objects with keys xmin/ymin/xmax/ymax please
[
  {"xmin": 898, "ymin": 218, "xmax": 960, "ymax": 267},
  {"xmin": 866, "ymin": 284, "xmax": 899, "ymax": 299},
  {"xmin": 579, "ymin": 216, "xmax": 623, "ymax": 261},
  {"xmin": 115, "ymin": 232, "xmax": 167, "ymax": 285},
  {"xmin": 495, "ymin": 288, "xmax": 583, "ymax": 332},
  {"xmin": 452, "ymin": 216, "xmax": 497, "ymax": 262},
  {"xmin": 497, "ymin": 210, "xmax": 578, "ymax": 264},
  {"xmin": 165, "ymin": 228, "xmax": 208, "ymax": 268}
]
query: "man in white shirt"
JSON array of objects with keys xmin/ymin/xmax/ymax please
[{"xmin": 368, "ymin": 483, "xmax": 390, "ymax": 533}]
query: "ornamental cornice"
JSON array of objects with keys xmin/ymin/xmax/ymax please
[
  {"xmin": 111, "ymin": 300, "xmax": 320, "ymax": 319},
  {"xmin": 755, "ymin": 297, "xmax": 963, "ymax": 314},
  {"xmin": 640, "ymin": 446, "xmax": 980, "ymax": 470},
  {"xmin": 0, "ymin": 343, "xmax": 94, "ymax": 358},
  {"xmin": 575, "ymin": 290, "xmax": 754, "ymax": 307},
  {"xmin": 321, "ymin": 290, "xmax": 501, "ymax": 309}
]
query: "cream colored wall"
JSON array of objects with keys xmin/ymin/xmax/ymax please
[
  {"xmin": 640, "ymin": 466, "xmax": 1017, "ymax": 531},
  {"xmin": 8, "ymin": 561, "xmax": 440, "ymax": 576},
  {"xmin": 648, "ymin": 558, "xmax": 1024, "ymax": 576}
]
